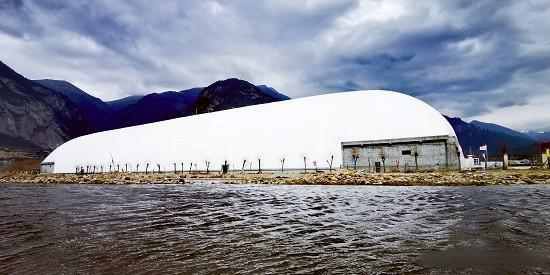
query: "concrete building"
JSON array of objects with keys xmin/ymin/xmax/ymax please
[
  {"xmin": 41, "ymin": 90, "xmax": 465, "ymax": 173},
  {"xmin": 342, "ymin": 135, "xmax": 461, "ymax": 172}
]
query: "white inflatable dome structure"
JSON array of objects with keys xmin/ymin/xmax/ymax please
[{"xmin": 42, "ymin": 90, "xmax": 464, "ymax": 173}]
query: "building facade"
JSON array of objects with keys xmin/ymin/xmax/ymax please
[{"xmin": 342, "ymin": 135, "xmax": 461, "ymax": 172}]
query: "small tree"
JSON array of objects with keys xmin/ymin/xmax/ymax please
[
  {"xmin": 136, "ymin": 163, "xmax": 139, "ymax": 173},
  {"xmin": 205, "ymin": 161, "xmax": 210, "ymax": 174},
  {"xmin": 313, "ymin": 161, "xmax": 318, "ymax": 172},
  {"xmin": 173, "ymin": 163, "xmax": 177, "ymax": 173},
  {"xmin": 502, "ymin": 144, "xmax": 509, "ymax": 170},
  {"xmin": 117, "ymin": 164, "xmax": 120, "ymax": 173},
  {"xmin": 281, "ymin": 158, "xmax": 285, "ymax": 172},
  {"xmin": 414, "ymin": 152, "xmax": 419, "ymax": 172},
  {"xmin": 352, "ymin": 156, "xmax": 359, "ymax": 170},
  {"xmin": 352, "ymin": 148, "xmax": 360, "ymax": 170},
  {"xmin": 125, "ymin": 163, "xmax": 128, "ymax": 173},
  {"xmin": 456, "ymin": 147, "xmax": 461, "ymax": 171},
  {"xmin": 258, "ymin": 158, "xmax": 262, "ymax": 174},
  {"xmin": 303, "ymin": 156, "xmax": 307, "ymax": 174},
  {"xmin": 189, "ymin": 162, "xmax": 193, "ymax": 173},
  {"xmin": 222, "ymin": 160, "xmax": 229, "ymax": 174},
  {"xmin": 157, "ymin": 164, "xmax": 161, "ymax": 173},
  {"xmin": 241, "ymin": 159, "xmax": 247, "ymax": 173},
  {"xmin": 181, "ymin": 162, "xmax": 184, "ymax": 174},
  {"xmin": 145, "ymin": 163, "xmax": 149, "ymax": 174},
  {"xmin": 326, "ymin": 155, "xmax": 334, "ymax": 172}
]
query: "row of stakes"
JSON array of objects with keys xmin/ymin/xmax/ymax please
[
  {"xmin": 76, "ymin": 156, "xmax": 337, "ymax": 175},
  {"xmin": 76, "ymin": 154, "xmax": 429, "ymax": 175}
]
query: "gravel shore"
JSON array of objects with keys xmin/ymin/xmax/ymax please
[{"xmin": 2, "ymin": 169, "xmax": 550, "ymax": 186}]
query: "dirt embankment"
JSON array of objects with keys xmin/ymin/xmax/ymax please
[
  {"xmin": 2, "ymin": 169, "xmax": 550, "ymax": 186},
  {"xmin": 0, "ymin": 159, "xmax": 41, "ymax": 177}
]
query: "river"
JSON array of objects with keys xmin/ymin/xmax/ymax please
[{"xmin": 1, "ymin": 183, "xmax": 550, "ymax": 274}]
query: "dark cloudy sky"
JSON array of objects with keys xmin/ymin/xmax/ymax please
[{"xmin": 1, "ymin": 0, "xmax": 550, "ymax": 131}]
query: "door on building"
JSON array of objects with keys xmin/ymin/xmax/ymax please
[{"xmin": 375, "ymin": 162, "xmax": 381, "ymax": 173}]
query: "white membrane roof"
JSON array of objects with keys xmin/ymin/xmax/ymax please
[{"xmin": 43, "ymin": 90, "xmax": 462, "ymax": 173}]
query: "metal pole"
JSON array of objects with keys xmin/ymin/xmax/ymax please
[
  {"xmin": 485, "ymin": 147, "xmax": 488, "ymax": 170},
  {"xmin": 444, "ymin": 140, "xmax": 449, "ymax": 170}
]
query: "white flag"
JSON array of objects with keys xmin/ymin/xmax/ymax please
[{"xmin": 480, "ymin": 145, "xmax": 487, "ymax": 151}]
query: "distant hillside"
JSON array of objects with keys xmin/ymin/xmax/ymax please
[
  {"xmin": 35, "ymin": 79, "xmax": 114, "ymax": 131},
  {"xmin": 0, "ymin": 61, "xmax": 288, "ymax": 154},
  {"xmin": 114, "ymin": 89, "xmax": 201, "ymax": 128},
  {"xmin": 106, "ymin": 95, "xmax": 143, "ymax": 112},
  {"xmin": 0, "ymin": 61, "xmax": 89, "ymax": 153},
  {"xmin": 470, "ymin": 120, "xmax": 528, "ymax": 139},
  {"xmin": 445, "ymin": 116, "xmax": 538, "ymax": 157},
  {"xmin": 256, "ymin": 85, "xmax": 291, "ymax": 101},
  {"xmin": 107, "ymin": 81, "xmax": 288, "ymax": 129},
  {"xmin": 196, "ymin": 78, "xmax": 290, "ymax": 113},
  {"xmin": 526, "ymin": 131, "xmax": 550, "ymax": 143}
]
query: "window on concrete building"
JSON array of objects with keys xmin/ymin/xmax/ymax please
[{"xmin": 402, "ymin": 150, "xmax": 412, "ymax": 155}]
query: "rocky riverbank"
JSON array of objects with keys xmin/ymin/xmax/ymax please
[
  {"xmin": 2, "ymin": 169, "xmax": 550, "ymax": 186},
  {"xmin": 254, "ymin": 169, "xmax": 550, "ymax": 186}
]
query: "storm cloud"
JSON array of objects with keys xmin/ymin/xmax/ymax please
[{"xmin": 1, "ymin": 0, "xmax": 549, "ymax": 130}]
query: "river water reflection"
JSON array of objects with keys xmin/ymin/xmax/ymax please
[{"xmin": 1, "ymin": 183, "xmax": 550, "ymax": 274}]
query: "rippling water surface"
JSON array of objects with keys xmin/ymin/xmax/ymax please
[{"xmin": 1, "ymin": 183, "xmax": 550, "ymax": 274}]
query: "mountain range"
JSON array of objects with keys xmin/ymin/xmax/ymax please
[
  {"xmin": 444, "ymin": 117, "xmax": 542, "ymax": 157},
  {"xmin": 526, "ymin": 131, "xmax": 550, "ymax": 143},
  {"xmin": 0, "ymin": 61, "xmax": 289, "ymax": 156},
  {"xmin": 0, "ymin": 60, "xmax": 547, "ymax": 160}
]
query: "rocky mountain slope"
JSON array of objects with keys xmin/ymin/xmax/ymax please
[
  {"xmin": 526, "ymin": 131, "xmax": 550, "ymax": 143},
  {"xmin": 35, "ymin": 79, "xmax": 114, "ymax": 131},
  {"xmin": 106, "ymin": 95, "xmax": 143, "ymax": 112},
  {"xmin": 0, "ymin": 61, "xmax": 287, "ymax": 155},
  {"xmin": 196, "ymin": 78, "xmax": 290, "ymax": 113},
  {"xmin": 0, "ymin": 61, "xmax": 89, "ymax": 153},
  {"xmin": 114, "ymin": 88, "xmax": 201, "ymax": 128},
  {"xmin": 444, "ymin": 116, "xmax": 538, "ymax": 157}
]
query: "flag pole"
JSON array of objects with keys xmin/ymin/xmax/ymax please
[
  {"xmin": 480, "ymin": 144, "xmax": 488, "ymax": 170},
  {"xmin": 485, "ymin": 145, "xmax": 488, "ymax": 170}
]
